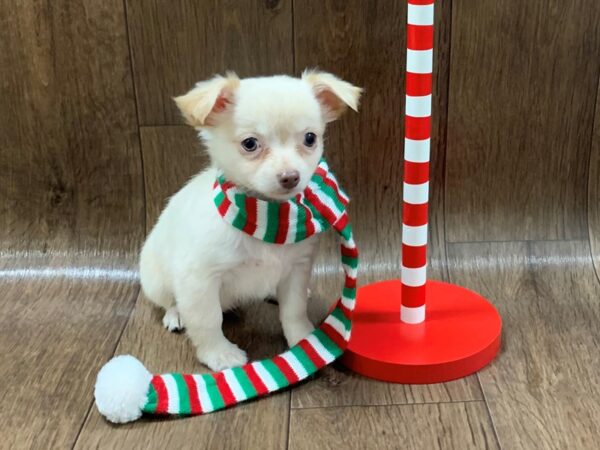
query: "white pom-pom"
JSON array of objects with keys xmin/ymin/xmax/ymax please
[{"xmin": 94, "ymin": 355, "xmax": 152, "ymax": 423}]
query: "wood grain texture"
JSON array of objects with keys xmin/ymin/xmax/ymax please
[
  {"xmin": 446, "ymin": 0, "xmax": 600, "ymax": 242},
  {"xmin": 589, "ymin": 74, "xmax": 600, "ymax": 281},
  {"xmin": 447, "ymin": 240, "xmax": 600, "ymax": 449},
  {"xmin": 139, "ymin": 126, "xmax": 209, "ymax": 229},
  {"xmin": 126, "ymin": 0, "xmax": 294, "ymax": 125},
  {"xmin": 75, "ymin": 126, "xmax": 290, "ymax": 450},
  {"xmin": 289, "ymin": 402, "xmax": 499, "ymax": 450},
  {"xmin": 0, "ymin": 0, "xmax": 144, "ymax": 254},
  {"xmin": 0, "ymin": 254, "xmax": 139, "ymax": 450}
]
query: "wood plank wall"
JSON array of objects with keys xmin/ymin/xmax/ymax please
[{"xmin": 1, "ymin": 0, "xmax": 599, "ymax": 448}]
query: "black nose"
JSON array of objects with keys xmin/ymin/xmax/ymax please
[{"xmin": 277, "ymin": 170, "xmax": 300, "ymax": 190}]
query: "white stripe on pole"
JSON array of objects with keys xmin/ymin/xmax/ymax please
[
  {"xmin": 401, "ymin": 264, "xmax": 427, "ymax": 286},
  {"xmin": 252, "ymin": 362, "xmax": 279, "ymax": 391},
  {"xmin": 405, "ymin": 138, "xmax": 431, "ymax": 163},
  {"xmin": 402, "ymin": 224, "xmax": 428, "ymax": 246},
  {"xmin": 222, "ymin": 369, "xmax": 246, "ymax": 401},
  {"xmin": 403, "ymin": 181, "xmax": 429, "ymax": 204},
  {"xmin": 407, "ymin": 3, "xmax": 434, "ymax": 25},
  {"xmin": 407, "ymin": 49, "xmax": 433, "ymax": 74},
  {"xmin": 162, "ymin": 374, "xmax": 180, "ymax": 414},
  {"xmin": 192, "ymin": 374, "xmax": 214, "ymax": 412},
  {"xmin": 400, "ymin": 305, "xmax": 426, "ymax": 324},
  {"xmin": 405, "ymin": 94, "xmax": 432, "ymax": 117}
]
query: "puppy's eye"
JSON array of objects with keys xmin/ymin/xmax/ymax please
[
  {"xmin": 303, "ymin": 132, "xmax": 317, "ymax": 148},
  {"xmin": 241, "ymin": 137, "xmax": 259, "ymax": 152}
]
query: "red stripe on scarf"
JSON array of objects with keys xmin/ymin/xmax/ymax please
[
  {"xmin": 341, "ymin": 244, "xmax": 358, "ymax": 258},
  {"xmin": 182, "ymin": 374, "xmax": 202, "ymax": 414},
  {"xmin": 303, "ymin": 204, "xmax": 315, "ymax": 236},
  {"xmin": 275, "ymin": 202, "xmax": 290, "ymax": 244},
  {"xmin": 305, "ymin": 188, "xmax": 337, "ymax": 225},
  {"xmin": 243, "ymin": 364, "xmax": 269, "ymax": 396},
  {"xmin": 243, "ymin": 197, "xmax": 258, "ymax": 235},
  {"xmin": 320, "ymin": 322, "xmax": 347, "ymax": 349},
  {"xmin": 272, "ymin": 355, "xmax": 300, "ymax": 383},
  {"xmin": 345, "ymin": 274, "xmax": 357, "ymax": 288},
  {"xmin": 218, "ymin": 196, "xmax": 231, "ymax": 217},
  {"xmin": 339, "ymin": 302, "xmax": 353, "ymax": 320},
  {"xmin": 151, "ymin": 375, "xmax": 169, "ymax": 414},
  {"xmin": 298, "ymin": 338, "xmax": 326, "ymax": 368},
  {"xmin": 213, "ymin": 372, "xmax": 236, "ymax": 406},
  {"xmin": 315, "ymin": 167, "xmax": 349, "ymax": 207}
]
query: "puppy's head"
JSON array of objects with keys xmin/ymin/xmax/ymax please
[{"xmin": 174, "ymin": 70, "xmax": 362, "ymax": 200}]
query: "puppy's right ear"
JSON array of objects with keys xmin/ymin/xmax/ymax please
[{"xmin": 174, "ymin": 72, "xmax": 239, "ymax": 127}]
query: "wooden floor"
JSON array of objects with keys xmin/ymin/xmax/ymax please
[{"xmin": 1, "ymin": 1, "xmax": 600, "ymax": 449}]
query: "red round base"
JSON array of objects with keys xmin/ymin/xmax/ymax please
[{"xmin": 342, "ymin": 279, "xmax": 502, "ymax": 384}]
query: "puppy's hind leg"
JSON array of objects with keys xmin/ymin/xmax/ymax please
[{"xmin": 140, "ymin": 246, "xmax": 180, "ymax": 331}]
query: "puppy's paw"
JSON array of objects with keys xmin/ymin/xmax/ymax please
[
  {"xmin": 162, "ymin": 307, "xmax": 183, "ymax": 332},
  {"xmin": 284, "ymin": 318, "xmax": 315, "ymax": 347},
  {"xmin": 199, "ymin": 341, "xmax": 248, "ymax": 371}
]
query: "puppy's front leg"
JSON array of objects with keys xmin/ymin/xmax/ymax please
[
  {"xmin": 277, "ymin": 262, "xmax": 315, "ymax": 346},
  {"xmin": 176, "ymin": 275, "xmax": 247, "ymax": 371}
]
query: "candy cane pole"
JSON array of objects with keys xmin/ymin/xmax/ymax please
[
  {"xmin": 342, "ymin": 0, "xmax": 501, "ymax": 383},
  {"xmin": 401, "ymin": 0, "xmax": 434, "ymax": 324}
]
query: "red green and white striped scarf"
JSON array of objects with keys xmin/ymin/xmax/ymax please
[{"xmin": 95, "ymin": 159, "xmax": 357, "ymax": 422}]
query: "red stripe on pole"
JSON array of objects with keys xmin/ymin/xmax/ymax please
[
  {"xmin": 403, "ymin": 161, "xmax": 430, "ymax": 184},
  {"xmin": 403, "ymin": 202, "xmax": 428, "ymax": 226},
  {"xmin": 298, "ymin": 338, "xmax": 326, "ymax": 368},
  {"xmin": 275, "ymin": 202, "xmax": 290, "ymax": 244},
  {"xmin": 182, "ymin": 374, "xmax": 202, "ymax": 414},
  {"xmin": 272, "ymin": 355, "xmax": 300, "ymax": 384},
  {"xmin": 407, "ymin": 25, "xmax": 433, "ymax": 50},
  {"xmin": 242, "ymin": 364, "xmax": 269, "ymax": 396},
  {"xmin": 402, "ymin": 285, "xmax": 426, "ymax": 307},
  {"xmin": 406, "ymin": 72, "xmax": 432, "ymax": 96},
  {"xmin": 213, "ymin": 372, "xmax": 236, "ymax": 406},
  {"xmin": 151, "ymin": 375, "xmax": 169, "ymax": 414},
  {"xmin": 243, "ymin": 197, "xmax": 257, "ymax": 235},
  {"xmin": 405, "ymin": 116, "xmax": 431, "ymax": 140},
  {"xmin": 402, "ymin": 244, "xmax": 427, "ymax": 268},
  {"xmin": 408, "ymin": 0, "xmax": 434, "ymax": 4}
]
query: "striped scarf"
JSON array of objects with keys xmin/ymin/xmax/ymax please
[{"xmin": 95, "ymin": 159, "xmax": 357, "ymax": 422}]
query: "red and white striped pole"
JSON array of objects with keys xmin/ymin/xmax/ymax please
[
  {"xmin": 342, "ymin": 0, "xmax": 501, "ymax": 383},
  {"xmin": 401, "ymin": 0, "xmax": 434, "ymax": 324}
]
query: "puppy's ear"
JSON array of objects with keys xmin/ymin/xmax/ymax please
[
  {"xmin": 174, "ymin": 72, "xmax": 240, "ymax": 127},
  {"xmin": 302, "ymin": 69, "xmax": 362, "ymax": 122}
]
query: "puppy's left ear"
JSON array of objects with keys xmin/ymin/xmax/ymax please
[{"xmin": 302, "ymin": 69, "xmax": 362, "ymax": 122}]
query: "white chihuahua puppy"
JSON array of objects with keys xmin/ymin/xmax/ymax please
[{"xmin": 139, "ymin": 70, "xmax": 361, "ymax": 371}]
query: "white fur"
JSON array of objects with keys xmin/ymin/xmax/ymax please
[
  {"xmin": 94, "ymin": 355, "xmax": 152, "ymax": 423},
  {"xmin": 140, "ymin": 72, "xmax": 361, "ymax": 371}
]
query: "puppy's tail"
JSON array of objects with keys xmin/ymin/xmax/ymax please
[{"xmin": 95, "ymin": 220, "xmax": 357, "ymax": 424}]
